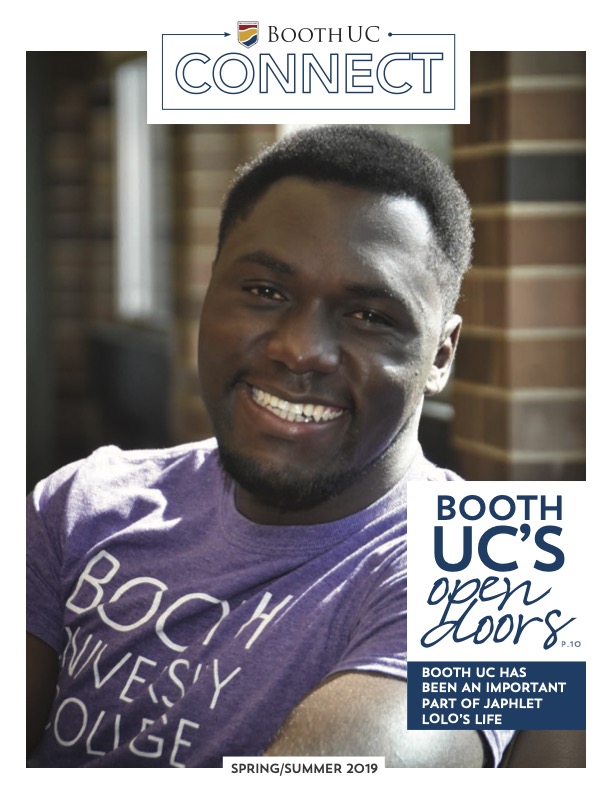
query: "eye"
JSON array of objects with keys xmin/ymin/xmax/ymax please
[
  {"xmin": 244, "ymin": 284, "xmax": 286, "ymax": 302},
  {"xmin": 350, "ymin": 309, "xmax": 393, "ymax": 327}
]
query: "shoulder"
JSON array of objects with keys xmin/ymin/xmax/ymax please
[
  {"xmin": 405, "ymin": 445, "xmax": 463, "ymax": 482},
  {"xmin": 421, "ymin": 459, "xmax": 463, "ymax": 482},
  {"xmin": 34, "ymin": 438, "xmax": 218, "ymax": 488},
  {"xmin": 423, "ymin": 461, "xmax": 463, "ymax": 482},
  {"xmin": 29, "ymin": 438, "xmax": 221, "ymax": 525}
]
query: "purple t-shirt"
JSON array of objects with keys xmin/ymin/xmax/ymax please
[{"xmin": 27, "ymin": 439, "xmax": 513, "ymax": 767}]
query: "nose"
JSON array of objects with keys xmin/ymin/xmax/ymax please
[{"xmin": 266, "ymin": 303, "xmax": 341, "ymax": 374}]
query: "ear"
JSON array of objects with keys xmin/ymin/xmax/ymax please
[{"xmin": 424, "ymin": 315, "xmax": 462, "ymax": 396}]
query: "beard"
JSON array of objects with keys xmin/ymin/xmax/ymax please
[
  {"xmin": 206, "ymin": 368, "xmax": 417, "ymax": 519},
  {"xmin": 217, "ymin": 442, "xmax": 368, "ymax": 515}
]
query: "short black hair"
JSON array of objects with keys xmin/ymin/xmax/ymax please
[{"xmin": 217, "ymin": 125, "xmax": 473, "ymax": 317}]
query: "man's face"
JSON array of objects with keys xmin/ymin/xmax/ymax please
[{"xmin": 198, "ymin": 177, "xmax": 457, "ymax": 524}]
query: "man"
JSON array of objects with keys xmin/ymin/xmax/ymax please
[{"xmin": 27, "ymin": 125, "xmax": 514, "ymax": 767}]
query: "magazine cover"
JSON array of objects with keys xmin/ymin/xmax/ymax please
[{"xmin": 20, "ymin": 0, "xmax": 598, "ymax": 786}]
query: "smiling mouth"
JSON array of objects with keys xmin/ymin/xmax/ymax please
[{"xmin": 250, "ymin": 386, "xmax": 345, "ymax": 424}]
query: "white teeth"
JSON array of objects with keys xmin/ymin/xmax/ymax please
[{"xmin": 251, "ymin": 387, "xmax": 343, "ymax": 424}]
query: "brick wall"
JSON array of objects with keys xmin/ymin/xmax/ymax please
[
  {"xmin": 40, "ymin": 53, "xmax": 114, "ymax": 469},
  {"xmin": 451, "ymin": 52, "xmax": 586, "ymax": 480}
]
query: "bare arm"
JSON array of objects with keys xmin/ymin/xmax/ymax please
[
  {"xmin": 502, "ymin": 730, "xmax": 586, "ymax": 767},
  {"xmin": 265, "ymin": 672, "xmax": 484, "ymax": 767},
  {"xmin": 27, "ymin": 632, "xmax": 59, "ymax": 757}
]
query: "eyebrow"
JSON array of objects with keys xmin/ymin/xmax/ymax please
[
  {"xmin": 344, "ymin": 282, "xmax": 406, "ymax": 305},
  {"xmin": 236, "ymin": 251, "xmax": 295, "ymax": 275},
  {"xmin": 236, "ymin": 249, "xmax": 415, "ymax": 314}
]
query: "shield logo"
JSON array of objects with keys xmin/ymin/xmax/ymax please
[{"xmin": 238, "ymin": 21, "xmax": 259, "ymax": 48}]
